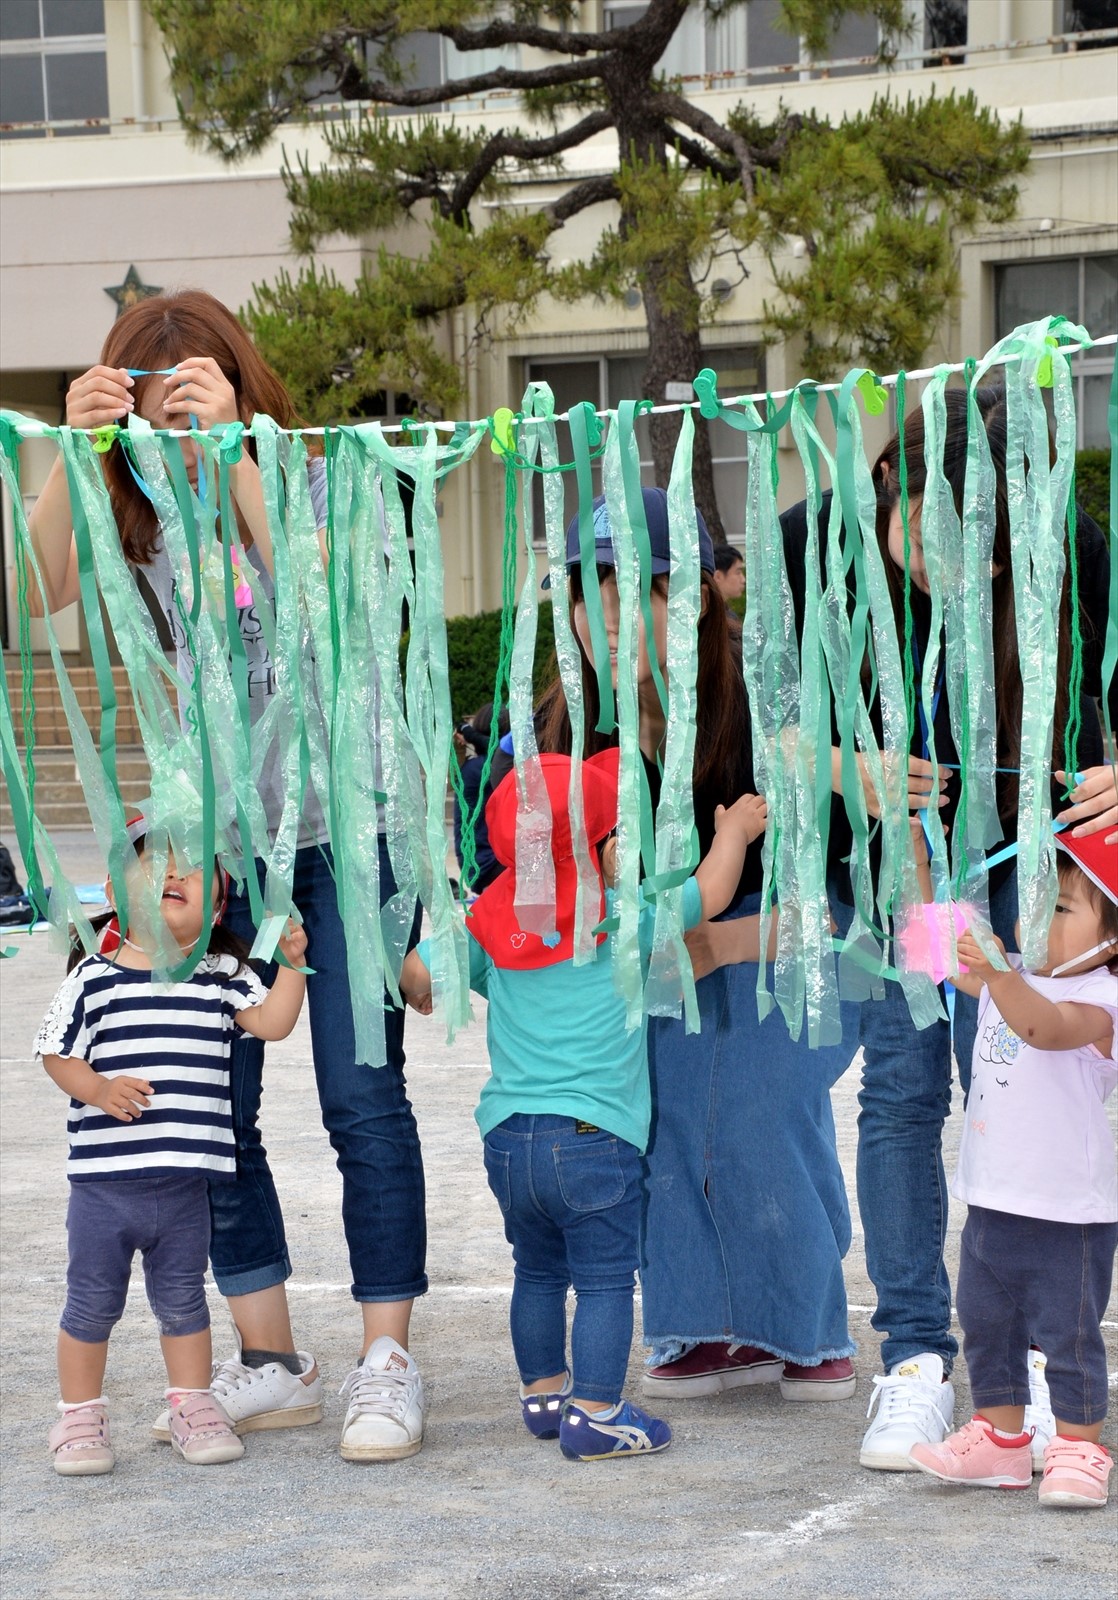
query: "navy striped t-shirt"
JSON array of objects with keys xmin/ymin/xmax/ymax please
[{"xmin": 34, "ymin": 953, "xmax": 267, "ymax": 1182}]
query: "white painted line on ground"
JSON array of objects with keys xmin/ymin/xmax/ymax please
[{"xmin": 736, "ymin": 1486, "xmax": 888, "ymax": 1551}]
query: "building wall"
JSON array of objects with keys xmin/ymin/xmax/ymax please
[{"xmin": 1, "ymin": 2, "xmax": 1114, "ymax": 648}]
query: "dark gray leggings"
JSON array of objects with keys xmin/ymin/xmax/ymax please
[
  {"xmin": 957, "ymin": 1204, "xmax": 1117, "ymax": 1427},
  {"xmin": 61, "ymin": 1173, "xmax": 211, "ymax": 1343}
]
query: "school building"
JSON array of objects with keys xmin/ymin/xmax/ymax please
[{"xmin": 0, "ymin": 0, "xmax": 1115, "ymax": 666}]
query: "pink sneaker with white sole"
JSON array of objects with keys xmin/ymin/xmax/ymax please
[
  {"xmin": 910, "ymin": 1416, "xmax": 1032, "ymax": 1489},
  {"xmin": 1038, "ymin": 1437, "xmax": 1113, "ymax": 1508},
  {"xmin": 49, "ymin": 1401, "xmax": 114, "ymax": 1476}
]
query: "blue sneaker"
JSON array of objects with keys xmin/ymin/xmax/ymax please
[
  {"xmin": 520, "ymin": 1375, "xmax": 572, "ymax": 1440},
  {"xmin": 559, "ymin": 1400, "xmax": 672, "ymax": 1462}
]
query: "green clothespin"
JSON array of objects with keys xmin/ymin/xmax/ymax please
[
  {"xmin": 693, "ymin": 369, "xmax": 722, "ymax": 420},
  {"xmin": 91, "ymin": 425, "xmax": 119, "ymax": 454},
  {"xmin": 490, "ymin": 407, "xmax": 516, "ymax": 457},
  {"xmin": 1036, "ymin": 335, "xmax": 1059, "ymax": 389},
  {"xmin": 855, "ymin": 372, "xmax": 888, "ymax": 416},
  {"xmin": 570, "ymin": 400, "xmax": 603, "ymax": 449}
]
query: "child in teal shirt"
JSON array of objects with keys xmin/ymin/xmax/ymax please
[{"xmin": 401, "ymin": 750, "xmax": 767, "ymax": 1461}]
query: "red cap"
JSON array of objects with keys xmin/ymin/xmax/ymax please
[
  {"xmin": 466, "ymin": 749, "xmax": 620, "ymax": 970},
  {"xmin": 1055, "ymin": 829, "xmax": 1118, "ymax": 906}
]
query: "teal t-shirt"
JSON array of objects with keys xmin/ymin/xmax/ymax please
[{"xmin": 421, "ymin": 878, "xmax": 701, "ymax": 1153}]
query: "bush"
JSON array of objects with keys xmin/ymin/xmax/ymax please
[
  {"xmin": 400, "ymin": 601, "xmax": 559, "ymax": 723},
  {"xmin": 1076, "ymin": 449, "xmax": 1110, "ymax": 540}
]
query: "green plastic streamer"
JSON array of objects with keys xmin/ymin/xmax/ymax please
[{"xmin": 642, "ymin": 407, "xmax": 702, "ymax": 1028}]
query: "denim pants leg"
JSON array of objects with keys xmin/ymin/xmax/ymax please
[
  {"xmin": 856, "ymin": 872, "xmax": 1019, "ymax": 1373},
  {"xmin": 642, "ymin": 895, "xmax": 857, "ymax": 1368},
  {"xmin": 484, "ymin": 1116, "xmax": 643, "ymax": 1405},
  {"xmin": 209, "ymin": 839, "xmax": 427, "ymax": 1303}
]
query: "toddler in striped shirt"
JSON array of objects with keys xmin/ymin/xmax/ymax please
[{"xmin": 34, "ymin": 811, "xmax": 307, "ymax": 1475}]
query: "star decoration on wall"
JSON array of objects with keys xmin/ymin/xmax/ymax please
[{"xmin": 104, "ymin": 265, "xmax": 162, "ymax": 318}]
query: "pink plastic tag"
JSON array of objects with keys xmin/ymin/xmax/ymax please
[{"xmin": 897, "ymin": 901, "xmax": 976, "ymax": 984}]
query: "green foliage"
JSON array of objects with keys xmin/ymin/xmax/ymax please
[
  {"xmin": 400, "ymin": 602, "xmax": 557, "ymax": 721},
  {"xmin": 754, "ymin": 92, "xmax": 1030, "ymax": 376},
  {"xmin": 1075, "ymin": 449, "xmax": 1111, "ymax": 540},
  {"xmin": 152, "ymin": 2, "xmax": 1030, "ymax": 432}
]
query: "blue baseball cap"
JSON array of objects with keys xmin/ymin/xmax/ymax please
[{"xmin": 542, "ymin": 486, "xmax": 715, "ymax": 587}]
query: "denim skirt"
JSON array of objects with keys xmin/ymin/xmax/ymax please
[{"xmin": 641, "ymin": 895, "xmax": 858, "ymax": 1367}]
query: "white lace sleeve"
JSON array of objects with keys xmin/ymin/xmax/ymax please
[{"xmin": 33, "ymin": 966, "xmax": 90, "ymax": 1060}]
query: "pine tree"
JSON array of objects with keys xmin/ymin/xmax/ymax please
[{"xmin": 150, "ymin": 0, "xmax": 1030, "ymax": 538}]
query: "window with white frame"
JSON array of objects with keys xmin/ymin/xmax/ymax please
[
  {"xmin": 0, "ymin": 0, "xmax": 108, "ymax": 138},
  {"xmin": 523, "ymin": 346, "xmax": 763, "ymax": 546},
  {"xmin": 1061, "ymin": 1, "xmax": 1118, "ymax": 48},
  {"xmin": 994, "ymin": 254, "xmax": 1117, "ymax": 449},
  {"xmin": 605, "ymin": 0, "xmax": 881, "ymax": 82}
]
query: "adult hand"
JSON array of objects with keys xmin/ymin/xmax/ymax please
[
  {"xmin": 683, "ymin": 918, "xmax": 752, "ymax": 979},
  {"xmin": 833, "ymin": 749, "xmax": 948, "ymax": 820},
  {"xmin": 1055, "ymin": 766, "xmax": 1118, "ymax": 845},
  {"xmin": 64, "ymin": 366, "xmax": 134, "ymax": 429},
  {"xmin": 92, "ymin": 1074, "xmax": 153, "ymax": 1122},
  {"xmin": 161, "ymin": 357, "xmax": 239, "ymax": 430}
]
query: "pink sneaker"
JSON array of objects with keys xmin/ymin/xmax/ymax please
[
  {"xmin": 642, "ymin": 1342, "xmax": 782, "ymax": 1397},
  {"xmin": 168, "ymin": 1391, "xmax": 245, "ymax": 1466},
  {"xmin": 1038, "ymin": 1437, "xmax": 1113, "ymax": 1508},
  {"xmin": 49, "ymin": 1401, "xmax": 114, "ymax": 1476},
  {"xmin": 780, "ymin": 1357, "xmax": 856, "ymax": 1402},
  {"xmin": 910, "ymin": 1416, "xmax": 1032, "ymax": 1488}
]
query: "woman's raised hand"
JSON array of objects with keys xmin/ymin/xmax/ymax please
[
  {"xmin": 833, "ymin": 749, "xmax": 948, "ymax": 819},
  {"xmin": 1055, "ymin": 766, "xmax": 1118, "ymax": 845},
  {"xmin": 161, "ymin": 356, "xmax": 240, "ymax": 430},
  {"xmin": 64, "ymin": 366, "xmax": 134, "ymax": 429}
]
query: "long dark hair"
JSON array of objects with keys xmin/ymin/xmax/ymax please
[
  {"xmin": 68, "ymin": 832, "xmax": 251, "ymax": 975},
  {"xmin": 873, "ymin": 385, "xmax": 1073, "ymax": 818},
  {"xmin": 536, "ymin": 565, "xmax": 751, "ymax": 802},
  {"xmin": 98, "ymin": 289, "xmax": 312, "ymax": 566}
]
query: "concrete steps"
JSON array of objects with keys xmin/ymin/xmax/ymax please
[{"xmin": 2, "ymin": 659, "xmax": 151, "ymax": 833}]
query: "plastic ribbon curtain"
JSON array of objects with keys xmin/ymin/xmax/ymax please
[{"xmin": 0, "ymin": 316, "xmax": 1111, "ymax": 1060}]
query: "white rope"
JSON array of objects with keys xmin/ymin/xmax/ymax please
[{"xmin": 48, "ymin": 332, "xmax": 1117, "ymax": 439}]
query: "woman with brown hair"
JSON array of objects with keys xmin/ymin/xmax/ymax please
[
  {"xmin": 780, "ymin": 385, "xmax": 1116, "ymax": 1473},
  {"xmin": 537, "ymin": 486, "xmax": 862, "ymax": 1404},
  {"xmin": 27, "ymin": 290, "xmax": 429, "ymax": 1463}
]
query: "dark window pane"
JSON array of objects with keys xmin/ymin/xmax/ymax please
[
  {"xmin": 526, "ymin": 359, "xmax": 603, "ymax": 541},
  {"xmin": 44, "ymin": 48, "xmax": 108, "ymax": 123},
  {"xmin": 824, "ymin": 12, "xmax": 880, "ymax": 76},
  {"xmin": 996, "ymin": 260, "xmax": 1080, "ymax": 335},
  {"xmin": 1063, "ymin": 1, "xmax": 1118, "ymax": 47},
  {"xmin": 1081, "ymin": 373, "xmax": 1111, "ymax": 448},
  {"xmin": 747, "ymin": 0, "xmax": 799, "ymax": 82},
  {"xmin": 0, "ymin": 1, "xmax": 41, "ymax": 42},
  {"xmin": 0, "ymin": 52, "xmax": 45, "ymax": 126},
  {"xmin": 925, "ymin": 0, "xmax": 968, "ymax": 51},
  {"xmin": 43, "ymin": 0, "xmax": 105, "ymax": 38},
  {"xmin": 1084, "ymin": 253, "xmax": 1118, "ymax": 334}
]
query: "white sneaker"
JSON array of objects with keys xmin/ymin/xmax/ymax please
[
  {"xmin": 339, "ymin": 1336, "xmax": 425, "ymax": 1462},
  {"xmin": 151, "ymin": 1349, "xmax": 322, "ymax": 1441},
  {"xmin": 859, "ymin": 1352, "xmax": 955, "ymax": 1471},
  {"xmin": 1024, "ymin": 1347, "xmax": 1056, "ymax": 1473}
]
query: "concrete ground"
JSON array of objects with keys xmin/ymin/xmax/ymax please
[{"xmin": 1, "ymin": 831, "xmax": 1114, "ymax": 1599}]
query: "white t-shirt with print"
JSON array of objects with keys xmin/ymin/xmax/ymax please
[{"xmin": 953, "ymin": 956, "xmax": 1118, "ymax": 1225}]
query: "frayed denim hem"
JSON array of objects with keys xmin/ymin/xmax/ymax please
[{"xmin": 645, "ymin": 1333, "xmax": 856, "ymax": 1368}]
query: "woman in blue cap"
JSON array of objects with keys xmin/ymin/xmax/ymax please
[{"xmin": 537, "ymin": 485, "xmax": 861, "ymax": 1405}]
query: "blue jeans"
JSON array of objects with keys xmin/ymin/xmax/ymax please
[
  {"xmin": 856, "ymin": 871, "xmax": 1019, "ymax": 1372},
  {"xmin": 482, "ymin": 1115, "xmax": 643, "ymax": 1405},
  {"xmin": 208, "ymin": 840, "xmax": 427, "ymax": 1303},
  {"xmin": 958, "ymin": 1206, "xmax": 1117, "ymax": 1427},
  {"xmin": 642, "ymin": 893, "xmax": 858, "ymax": 1368}
]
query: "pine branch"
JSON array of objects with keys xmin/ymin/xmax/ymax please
[{"xmin": 447, "ymin": 110, "xmax": 615, "ymax": 220}]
